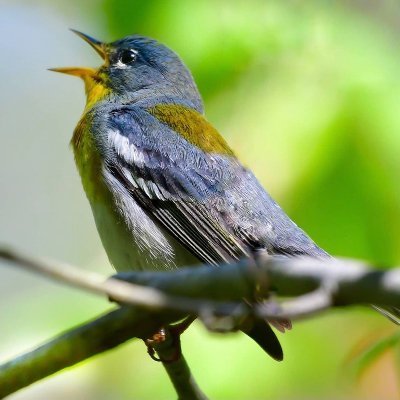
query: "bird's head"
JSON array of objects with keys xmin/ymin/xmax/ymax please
[{"xmin": 50, "ymin": 30, "xmax": 203, "ymax": 112}]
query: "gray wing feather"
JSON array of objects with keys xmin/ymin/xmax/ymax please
[{"xmin": 95, "ymin": 105, "xmax": 327, "ymax": 266}]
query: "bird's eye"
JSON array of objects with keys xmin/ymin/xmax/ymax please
[{"xmin": 119, "ymin": 49, "xmax": 138, "ymax": 65}]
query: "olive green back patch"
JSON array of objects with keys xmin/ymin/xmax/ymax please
[{"xmin": 148, "ymin": 104, "xmax": 235, "ymax": 157}]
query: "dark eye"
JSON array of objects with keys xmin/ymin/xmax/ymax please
[{"xmin": 119, "ymin": 49, "xmax": 137, "ymax": 65}]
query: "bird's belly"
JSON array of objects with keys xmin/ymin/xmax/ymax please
[
  {"xmin": 90, "ymin": 200, "xmax": 147, "ymax": 271},
  {"xmin": 89, "ymin": 198, "xmax": 198, "ymax": 272}
]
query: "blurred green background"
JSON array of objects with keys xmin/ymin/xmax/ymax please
[{"xmin": 1, "ymin": 0, "xmax": 400, "ymax": 399}]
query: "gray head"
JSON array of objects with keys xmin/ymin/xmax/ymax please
[{"xmin": 50, "ymin": 30, "xmax": 203, "ymax": 112}]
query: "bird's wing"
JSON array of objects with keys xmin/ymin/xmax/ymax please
[
  {"xmin": 96, "ymin": 103, "xmax": 327, "ymax": 361},
  {"xmin": 97, "ymin": 104, "xmax": 326, "ymax": 266},
  {"xmin": 99, "ymin": 105, "xmax": 252, "ymax": 266}
]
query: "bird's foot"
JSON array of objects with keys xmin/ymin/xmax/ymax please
[
  {"xmin": 144, "ymin": 316, "xmax": 196, "ymax": 363},
  {"xmin": 144, "ymin": 326, "xmax": 182, "ymax": 363}
]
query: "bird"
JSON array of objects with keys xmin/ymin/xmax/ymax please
[{"xmin": 51, "ymin": 30, "xmax": 399, "ymax": 361}]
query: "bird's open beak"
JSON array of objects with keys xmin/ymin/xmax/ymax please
[
  {"xmin": 48, "ymin": 66, "xmax": 98, "ymax": 78},
  {"xmin": 69, "ymin": 29, "xmax": 106, "ymax": 59},
  {"xmin": 49, "ymin": 30, "xmax": 106, "ymax": 78}
]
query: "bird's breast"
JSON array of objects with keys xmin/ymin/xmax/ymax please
[
  {"xmin": 71, "ymin": 115, "xmax": 198, "ymax": 271},
  {"xmin": 71, "ymin": 116, "xmax": 108, "ymax": 203}
]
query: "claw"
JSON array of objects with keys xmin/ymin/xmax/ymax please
[{"xmin": 144, "ymin": 326, "xmax": 183, "ymax": 363}]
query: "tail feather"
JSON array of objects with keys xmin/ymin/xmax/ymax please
[
  {"xmin": 372, "ymin": 305, "xmax": 400, "ymax": 325},
  {"xmin": 241, "ymin": 319, "xmax": 284, "ymax": 361}
]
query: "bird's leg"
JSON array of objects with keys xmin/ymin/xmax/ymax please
[
  {"xmin": 144, "ymin": 315, "xmax": 196, "ymax": 363},
  {"xmin": 144, "ymin": 327, "xmax": 181, "ymax": 363},
  {"xmin": 144, "ymin": 328, "xmax": 170, "ymax": 362}
]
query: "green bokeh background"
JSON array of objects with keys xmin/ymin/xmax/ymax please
[{"xmin": 1, "ymin": 1, "xmax": 400, "ymax": 399}]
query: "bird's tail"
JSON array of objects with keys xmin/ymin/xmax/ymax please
[
  {"xmin": 372, "ymin": 305, "xmax": 400, "ymax": 325},
  {"xmin": 241, "ymin": 319, "xmax": 284, "ymax": 361}
]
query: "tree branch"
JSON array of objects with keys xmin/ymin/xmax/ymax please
[
  {"xmin": 1, "ymin": 246, "xmax": 400, "ymax": 398},
  {"xmin": 0, "ymin": 247, "xmax": 240, "ymax": 317},
  {"xmin": 0, "ymin": 306, "xmax": 189, "ymax": 398},
  {"xmin": 113, "ymin": 255, "xmax": 400, "ymax": 319},
  {"xmin": 2, "ymin": 246, "xmax": 400, "ymax": 319}
]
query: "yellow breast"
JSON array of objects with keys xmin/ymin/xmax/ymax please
[{"xmin": 71, "ymin": 116, "xmax": 109, "ymax": 203}]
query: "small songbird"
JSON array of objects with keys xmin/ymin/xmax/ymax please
[{"xmin": 51, "ymin": 31, "xmax": 399, "ymax": 361}]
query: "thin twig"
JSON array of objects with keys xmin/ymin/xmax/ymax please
[
  {"xmin": 0, "ymin": 247, "xmax": 243, "ymax": 317},
  {"xmin": 152, "ymin": 327, "xmax": 209, "ymax": 400},
  {"xmin": 2, "ymin": 247, "xmax": 400, "ymax": 321},
  {"xmin": 256, "ymin": 287, "xmax": 333, "ymax": 320}
]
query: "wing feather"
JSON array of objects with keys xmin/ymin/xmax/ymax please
[
  {"xmin": 99, "ymin": 105, "xmax": 326, "ymax": 266},
  {"xmin": 108, "ymin": 162, "xmax": 248, "ymax": 265}
]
